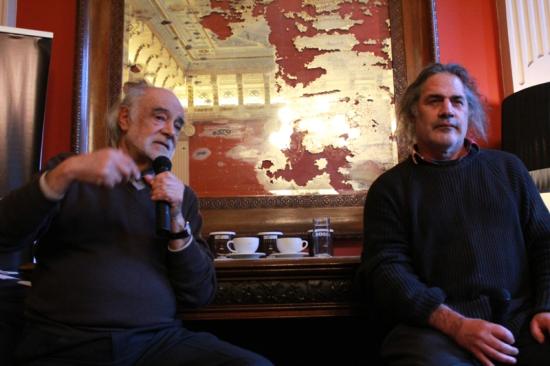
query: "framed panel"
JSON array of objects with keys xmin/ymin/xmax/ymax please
[{"xmin": 72, "ymin": 0, "xmax": 438, "ymax": 239}]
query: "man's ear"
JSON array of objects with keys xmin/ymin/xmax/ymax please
[{"xmin": 118, "ymin": 106, "xmax": 130, "ymax": 131}]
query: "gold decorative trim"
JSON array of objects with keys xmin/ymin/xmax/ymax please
[
  {"xmin": 200, "ymin": 194, "xmax": 366, "ymax": 210},
  {"xmin": 389, "ymin": 0, "xmax": 406, "ymax": 104}
]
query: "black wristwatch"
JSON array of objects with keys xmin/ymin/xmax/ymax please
[{"xmin": 168, "ymin": 221, "xmax": 191, "ymax": 240}]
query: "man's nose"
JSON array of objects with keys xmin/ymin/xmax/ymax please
[
  {"xmin": 439, "ymin": 99, "xmax": 454, "ymax": 119},
  {"xmin": 161, "ymin": 121, "xmax": 177, "ymax": 137}
]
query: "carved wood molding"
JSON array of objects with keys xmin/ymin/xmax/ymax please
[
  {"xmin": 72, "ymin": 0, "xmax": 89, "ymax": 154},
  {"xmin": 72, "ymin": 0, "xmax": 124, "ymax": 153},
  {"xmin": 180, "ymin": 257, "xmax": 362, "ymax": 320},
  {"xmin": 389, "ymin": 0, "xmax": 406, "ymax": 104},
  {"xmin": 200, "ymin": 193, "xmax": 366, "ymax": 210},
  {"xmin": 214, "ymin": 278, "xmax": 353, "ymax": 305}
]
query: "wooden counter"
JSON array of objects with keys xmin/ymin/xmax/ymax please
[{"xmin": 180, "ymin": 256, "xmax": 362, "ymax": 320}]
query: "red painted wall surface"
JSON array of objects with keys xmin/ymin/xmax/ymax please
[
  {"xmin": 16, "ymin": 0, "xmax": 76, "ymax": 164},
  {"xmin": 436, "ymin": 0, "xmax": 503, "ymax": 148}
]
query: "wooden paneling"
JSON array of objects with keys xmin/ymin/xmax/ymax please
[
  {"xmin": 180, "ymin": 256, "xmax": 361, "ymax": 320},
  {"xmin": 401, "ymin": 0, "xmax": 438, "ymax": 84},
  {"xmin": 73, "ymin": 0, "xmax": 123, "ymax": 153},
  {"xmin": 201, "ymin": 206, "xmax": 363, "ymax": 239}
]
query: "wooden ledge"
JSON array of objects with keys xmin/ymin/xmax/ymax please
[{"xmin": 180, "ymin": 256, "xmax": 362, "ymax": 320}]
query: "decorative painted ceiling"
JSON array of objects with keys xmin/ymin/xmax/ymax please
[{"xmin": 125, "ymin": 0, "xmax": 396, "ymax": 197}]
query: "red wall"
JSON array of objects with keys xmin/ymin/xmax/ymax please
[
  {"xmin": 436, "ymin": 0, "xmax": 503, "ymax": 148},
  {"xmin": 16, "ymin": 0, "xmax": 76, "ymax": 163}
]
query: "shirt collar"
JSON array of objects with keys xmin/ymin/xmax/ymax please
[{"xmin": 411, "ymin": 139, "xmax": 478, "ymax": 166}]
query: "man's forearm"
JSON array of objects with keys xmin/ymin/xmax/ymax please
[
  {"xmin": 43, "ymin": 159, "xmax": 75, "ymax": 198},
  {"xmin": 428, "ymin": 304, "xmax": 465, "ymax": 338}
]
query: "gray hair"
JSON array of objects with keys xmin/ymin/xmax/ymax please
[
  {"xmin": 396, "ymin": 63, "xmax": 488, "ymax": 150},
  {"xmin": 107, "ymin": 80, "xmax": 151, "ymax": 147}
]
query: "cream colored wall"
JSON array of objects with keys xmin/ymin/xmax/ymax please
[
  {"xmin": 502, "ymin": 0, "xmax": 550, "ymax": 92},
  {"xmin": 541, "ymin": 192, "xmax": 550, "ymax": 209},
  {"xmin": 172, "ymin": 140, "xmax": 189, "ymax": 185}
]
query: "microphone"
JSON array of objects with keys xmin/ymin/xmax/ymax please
[{"xmin": 152, "ymin": 156, "xmax": 172, "ymax": 237}]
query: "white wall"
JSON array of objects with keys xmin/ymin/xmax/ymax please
[{"xmin": 503, "ymin": 0, "xmax": 550, "ymax": 92}]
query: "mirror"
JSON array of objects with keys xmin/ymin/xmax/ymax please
[{"xmin": 72, "ymin": 0, "xmax": 437, "ymax": 239}]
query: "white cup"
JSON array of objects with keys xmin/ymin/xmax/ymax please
[
  {"xmin": 226, "ymin": 237, "xmax": 259, "ymax": 254},
  {"xmin": 276, "ymin": 237, "xmax": 308, "ymax": 253}
]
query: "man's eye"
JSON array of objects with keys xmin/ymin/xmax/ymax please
[
  {"xmin": 155, "ymin": 115, "xmax": 167, "ymax": 121},
  {"xmin": 174, "ymin": 120, "xmax": 184, "ymax": 131}
]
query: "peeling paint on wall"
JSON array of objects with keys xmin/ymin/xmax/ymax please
[
  {"xmin": 188, "ymin": 0, "xmax": 395, "ymax": 197},
  {"xmin": 128, "ymin": 0, "xmax": 396, "ymax": 197}
]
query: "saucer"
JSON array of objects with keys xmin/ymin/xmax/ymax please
[
  {"xmin": 226, "ymin": 252, "xmax": 266, "ymax": 259},
  {"xmin": 270, "ymin": 252, "xmax": 308, "ymax": 258}
]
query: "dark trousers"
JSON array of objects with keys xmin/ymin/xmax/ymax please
[
  {"xmin": 0, "ymin": 281, "xmax": 27, "ymax": 366},
  {"xmin": 381, "ymin": 322, "xmax": 550, "ymax": 366},
  {"xmin": 15, "ymin": 320, "xmax": 273, "ymax": 366}
]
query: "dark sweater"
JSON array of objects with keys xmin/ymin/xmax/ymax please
[
  {"xmin": 360, "ymin": 148, "xmax": 550, "ymax": 334},
  {"xmin": 0, "ymin": 156, "xmax": 216, "ymax": 329}
]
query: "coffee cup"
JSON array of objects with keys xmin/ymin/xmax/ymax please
[
  {"xmin": 257, "ymin": 231, "xmax": 283, "ymax": 255},
  {"xmin": 276, "ymin": 237, "xmax": 308, "ymax": 253},
  {"xmin": 208, "ymin": 231, "xmax": 236, "ymax": 257},
  {"xmin": 226, "ymin": 237, "xmax": 259, "ymax": 254}
]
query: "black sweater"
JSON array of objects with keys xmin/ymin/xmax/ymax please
[
  {"xmin": 0, "ymin": 157, "xmax": 216, "ymax": 329},
  {"xmin": 360, "ymin": 148, "xmax": 550, "ymax": 334}
]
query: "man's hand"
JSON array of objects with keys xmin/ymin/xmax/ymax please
[
  {"xmin": 453, "ymin": 317, "xmax": 518, "ymax": 366},
  {"xmin": 144, "ymin": 172, "xmax": 188, "ymax": 250},
  {"xmin": 45, "ymin": 149, "xmax": 140, "ymax": 195},
  {"xmin": 530, "ymin": 312, "xmax": 550, "ymax": 343},
  {"xmin": 429, "ymin": 304, "xmax": 518, "ymax": 366},
  {"xmin": 143, "ymin": 171, "xmax": 185, "ymax": 218}
]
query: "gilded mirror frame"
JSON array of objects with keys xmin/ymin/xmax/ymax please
[{"xmin": 72, "ymin": 0, "xmax": 438, "ymax": 239}]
